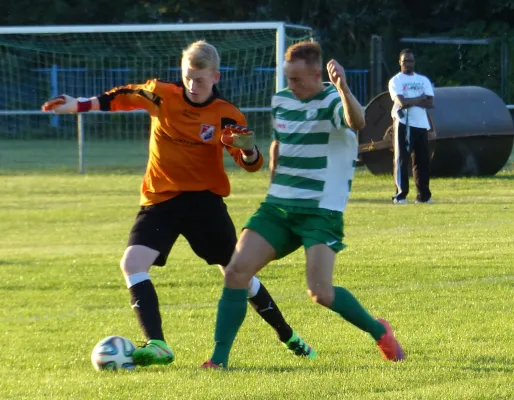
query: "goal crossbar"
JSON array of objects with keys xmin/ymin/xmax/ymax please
[
  {"xmin": 0, "ymin": 22, "xmax": 313, "ymax": 95},
  {"xmin": 0, "ymin": 22, "xmax": 312, "ymax": 35}
]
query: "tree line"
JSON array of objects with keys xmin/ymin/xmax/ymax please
[{"xmin": 2, "ymin": 0, "xmax": 514, "ymax": 100}]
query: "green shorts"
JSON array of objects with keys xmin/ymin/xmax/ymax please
[{"xmin": 243, "ymin": 202, "xmax": 345, "ymax": 260}]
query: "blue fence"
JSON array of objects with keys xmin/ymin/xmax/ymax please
[
  {"xmin": 346, "ymin": 69, "xmax": 369, "ymax": 106},
  {"xmin": 0, "ymin": 66, "xmax": 369, "ymax": 135}
]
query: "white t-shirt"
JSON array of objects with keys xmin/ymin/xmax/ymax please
[{"xmin": 388, "ymin": 72, "xmax": 434, "ymax": 129}]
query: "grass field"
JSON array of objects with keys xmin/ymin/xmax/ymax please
[{"xmin": 0, "ymin": 151, "xmax": 513, "ymax": 399}]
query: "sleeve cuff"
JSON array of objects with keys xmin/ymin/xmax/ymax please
[
  {"xmin": 97, "ymin": 94, "xmax": 112, "ymax": 111},
  {"xmin": 241, "ymin": 146, "xmax": 260, "ymax": 165}
]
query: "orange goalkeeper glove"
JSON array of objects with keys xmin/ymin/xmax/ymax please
[{"xmin": 221, "ymin": 124, "xmax": 256, "ymax": 155}]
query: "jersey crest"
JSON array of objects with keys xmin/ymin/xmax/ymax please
[{"xmin": 199, "ymin": 124, "xmax": 215, "ymax": 141}]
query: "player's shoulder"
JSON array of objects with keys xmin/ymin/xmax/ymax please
[
  {"xmin": 413, "ymin": 72, "xmax": 431, "ymax": 82},
  {"xmin": 273, "ymin": 88, "xmax": 296, "ymax": 100},
  {"xmin": 155, "ymin": 79, "xmax": 183, "ymax": 93},
  {"xmin": 213, "ymin": 88, "xmax": 244, "ymax": 117},
  {"xmin": 417, "ymin": 74, "xmax": 434, "ymax": 94},
  {"xmin": 389, "ymin": 72, "xmax": 404, "ymax": 83},
  {"xmin": 140, "ymin": 79, "xmax": 183, "ymax": 96}
]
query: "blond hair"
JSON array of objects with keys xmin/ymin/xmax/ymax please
[
  {"xmin": 181, "ymin": 40, "xmax": 220, "ymax": 71},
  {"xmin": 285, "ymin": 40, "xmax": 322, "ymax": 68}
]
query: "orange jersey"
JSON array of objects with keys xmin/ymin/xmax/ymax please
[{"xmin": 97, "ymin": 80, "xmax": 264, "ymax": 206}]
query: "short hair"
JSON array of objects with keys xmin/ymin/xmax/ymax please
[
  {"xmin": 399, "ymin": 48, "xmax": 414, "ymax": 59},
  {"xmin": 285, "ymin": 40, "xmax": 322, "ymax": 67},
  {"xmin": 182, "ymin": 40, "xmax": 220, "ymax": 71}
]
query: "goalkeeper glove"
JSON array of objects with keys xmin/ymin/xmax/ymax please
[
  {"xmin": 221, "ymin": 124, "xmax": 256, "ymax": 154},
  {"xmin": 41, "ymin": 94, "xmax": 92, "ymax": 114}
]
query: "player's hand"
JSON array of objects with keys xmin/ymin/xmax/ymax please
[
  {"xmin": 327, "ymin": 59, "xmax": 347, "ymax": 89},
  {"xmin": 41, "ymin": 94, "xmax": 78, "ymax": 114},
  {"xmin": 221, "ymin": 124, "xmax": 255, "ymax": 151}
]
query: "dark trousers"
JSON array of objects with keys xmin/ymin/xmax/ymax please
[{"xmin": 393, "ymin": 120, "xmax": 432, "ymax": 202}]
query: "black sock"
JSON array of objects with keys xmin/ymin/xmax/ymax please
[
  {"xmin": 248, "ymin": 283, "xmax": 293, "ymax": 342},
  {"xmin": 129, "ymin": 280, "xmax": 165, "ymax": 342}
]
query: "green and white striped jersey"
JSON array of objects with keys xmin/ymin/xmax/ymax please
[{"xmin": 265, "ymin": 84, "xmax": 358, "ymax": 212}]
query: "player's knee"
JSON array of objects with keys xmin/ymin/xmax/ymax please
[
  {"xmin": 119, "ymin": 246, "xmax": 154, "ymax": 275},
  {"xmin": 120, "ymin": 254, "xmax": 141, "ymax": 275},
  {"xmin": 307, "ymin": 288, "xmax": 333, "ymax": 308},
  {"xmin": 223, "ymin": 264, "xmax": 241, "ymax": 285},
  {"xmin": 224, "ymin": 261, "xmax": 251, "ymax": 287}
]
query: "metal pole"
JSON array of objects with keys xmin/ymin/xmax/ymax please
[
  {"xmin": 77, "ymin": 114, "xmax": 85, "ymax": 174},
  {"xmin": 50, "ymin": 64, "xmax": 59, "ymax": 128},
  {"xmin": 501, "ymin": 39, "xmax": 510, "ymax": 103},
  {"xmin": 276, "ymin": 23, "xmax": 286, "ymax": 92},
  {"xmin": 370, "ymin": 35, "xmax": 383, "ymax": 99}
]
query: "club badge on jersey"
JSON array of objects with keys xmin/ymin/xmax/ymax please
[{"xmin": 199, "ymin": 124, "xmax": 215, "ymax": 141}]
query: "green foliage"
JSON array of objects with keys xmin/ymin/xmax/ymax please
[{"xmin": 1, "ymin": 0, "xmax": 514, "ymax": 98}]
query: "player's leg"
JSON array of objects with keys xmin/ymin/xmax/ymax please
[
  {"xmin": 305, "ymin": 244, "xmax": 383, "ymax": 333},
  {"xmin": 121, "ymin": 201, "xmax": 180, "ymax": 366},
  {"xmin": 392, "ymin": 120, "xmax": 410, "ymax": 203},
  {"xmin": 121, "ymin": 245, "xmax": 161, "ymax": 340},
  {"xmin": 175, "ymin": 192, "xmax": 262, "ymax": 368},
  {"xmin": 219, "ymin": 270, "xmax": 314, "ymax": 353},
  {"xmin": 411, "ymin": 128, "xmax": 432, "ymax": 203},
  {"xmin": 305, "ymin": 245, "xmax": 404, "ymax": 361},
  {"xmin": 181, "ymin": 194, "xmax": 315, "ymax": 360},
  {"xmin": 237, "ymin": 204, "xmax": 315, "ymax": 358},
  {"xmin": 203, "ymin": 203, "xmax": 302, "ymax": 368},
  {"xmin": 298, "ymin": 211, "xmax": 404, "ymax": 361},
  {"xmin": 245, "ymin": 273, "xmax": 316, "ymax": 358},
  {"xmin": 205, "ymin": 229, "xmax": 275, "ymax": 368}
]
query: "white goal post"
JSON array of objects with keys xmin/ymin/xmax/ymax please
[{"xmin": 0, "ymin": 22, "xmax": 312, "ymax": 173}]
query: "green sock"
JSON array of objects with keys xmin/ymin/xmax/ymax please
[
  {"xmin": 330, "ymin": 286, "xmax": 386, "ymax": 341},
  {"xmin": 211, "ymin": 287, "xmax": 248, "ymax": 366}
]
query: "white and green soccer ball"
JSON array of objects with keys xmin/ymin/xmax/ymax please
[{"xmin": 91, "ymin": 335, "xmax": 136, "ymax": 371}]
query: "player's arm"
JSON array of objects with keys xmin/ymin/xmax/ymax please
[
  {"xmin": 393, "ymin": 94, "xmax": 428, "ymax": 109},
  {"xmin": 387, "ymin": 76, "xmax": 430, "ymax": 110},
  {"xmin": 222, "ymin": 119, "xmax": 263, "ymax": 173},
  {"xmin": 268, "ymin": 110, "xmax": 279, "ymax": 180},
  {"xmin": 223, "ymin": 125, "xmax": 264, "ymax": 172},
  {"xmin": 41, "ymin": 80, "xmax": 161, "ymax": 116},
  {"xmin": 41, "ymin": 95, "xmax": 100, "ymax": 113},
  {"xmin": 327, "ymin": 59, "xmax": 365, "ymax": 130},
  {"xmin": 418, "ymin": 78, "xmax": 435, "ymax": 109},
  {"xmin": 269, "ymin": 139, "xmax": 279, "ymax": 181},
  {"xmin": 418, "ymin": 96, "xmax": 434, "ymax": 108}
]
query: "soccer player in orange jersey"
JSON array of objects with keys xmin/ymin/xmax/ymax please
[{"xmin": 42, "ymin": 41, "xmax": 316, "ymax": 366}]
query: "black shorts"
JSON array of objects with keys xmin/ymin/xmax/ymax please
[{"xmin": 127, "ymin": 191, "xmax": 237, "ymax": 267}]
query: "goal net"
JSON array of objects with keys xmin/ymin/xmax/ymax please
[{"xmin": 0, "ymin": 23, "xmax": 312, "ymax": 172}]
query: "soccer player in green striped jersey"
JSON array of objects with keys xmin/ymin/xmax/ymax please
[{"xmin": 202, "ymin": 41, "xmax": 404, "ymax": 369}]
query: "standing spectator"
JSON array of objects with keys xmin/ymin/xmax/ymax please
[{"xmin": 388, "ymin": 48, "xmax": 434, "ymax": 204}]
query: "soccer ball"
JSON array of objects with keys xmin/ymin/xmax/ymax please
[{"xmin": 91, "ymin": 335, "xmax": 136, "ymax": 371}]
